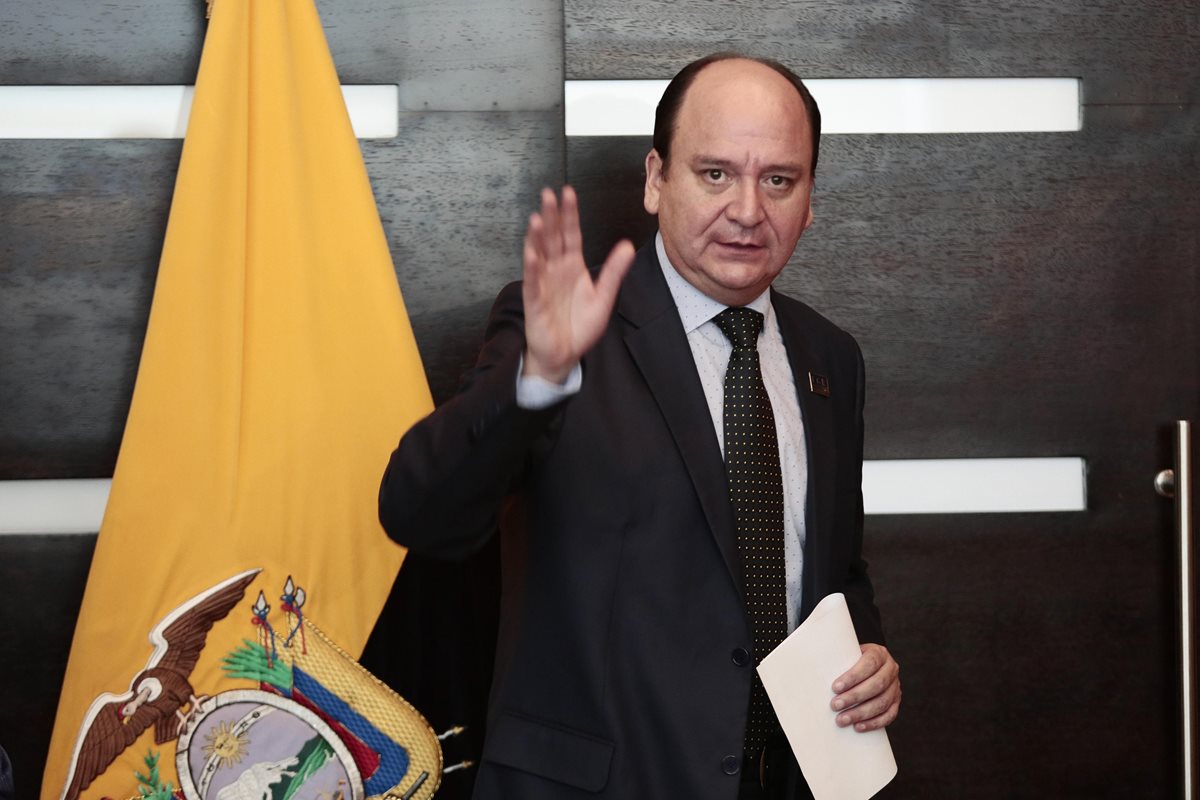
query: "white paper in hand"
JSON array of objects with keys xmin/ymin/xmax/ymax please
[{"xmin": 757, "ymin": 592, "xmax": 897, "ymax": 800}]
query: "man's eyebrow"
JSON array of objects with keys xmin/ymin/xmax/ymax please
[
  {"xmin": 689, "ymin": 156, "xmax": 739, "ymax": 169},
  {"xmin": 689, "ymin": 155, "xmax": 808, "ymax": 176}
]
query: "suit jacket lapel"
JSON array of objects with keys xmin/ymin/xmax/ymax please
[
  {"xmin": 617, "ymin": 245, "xmax": 744, "ymax": 597},
  {"xmin": 772, "ymin": 292, "xmax": 836, "ymax": 621}
]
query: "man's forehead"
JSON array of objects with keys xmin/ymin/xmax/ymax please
[
  {"xmin": 682, "ymin": 58, "xmax": 806, "ymax": 111},
  {"xmin": 671, "ymin": 59, "xmax": 813, "ymax": 165}
]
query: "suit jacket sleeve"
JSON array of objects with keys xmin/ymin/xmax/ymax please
[
  {"xmin": 844, "ymin": 340, "xmax": 884, "ymax": 645},
  {"xmin": 378, "ymin": 281, "xmax": 557, "ymax": 559}
]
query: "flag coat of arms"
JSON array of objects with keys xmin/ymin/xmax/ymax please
[{"xmin": 40, "ymin": 0, "xmax": 434, "ymax": 797}]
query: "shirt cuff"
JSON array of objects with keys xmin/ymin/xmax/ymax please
[{"xmin": 515, "ymin": 356, "xmax": 583, "ymax": 409}]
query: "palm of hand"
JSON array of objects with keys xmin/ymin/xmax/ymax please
[{"xmin": 522, "ymin": 187, "xmax": 635, "ymax": 383}]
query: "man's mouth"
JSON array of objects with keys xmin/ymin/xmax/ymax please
[{"xmin": 716, "ymin": 240, "xmax": 765, "ymax": 252}]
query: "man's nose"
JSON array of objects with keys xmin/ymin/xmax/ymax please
[{"xmin": 725, "ymin": 180, "xmax": 765, "ymax": 227}]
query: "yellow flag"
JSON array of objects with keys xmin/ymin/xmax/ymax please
[{"xmin": 41, "ymin": 0, "xmax": 431, "ymax": 797}]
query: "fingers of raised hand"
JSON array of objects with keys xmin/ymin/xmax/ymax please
[
  {"xmin": 520, "ymin": 187, "xmax": 633, "ymax": 383},
  {"xmin": 523, "ymin": 212, "xmax": 547, "ymax": 299},
  {"xmin": 526, "ymin": 187, "xmax": 588, "ymax": 280},
  {"xmin": 559, "ymin": 185, "xmax": 583, "ymax": 256},
  {"xmin": 540, "ymin": 187, "xmax": 563, "ymax": 260},
  {"xmin": 524, "ymin": 209, "xmax": 543, "ymax": 259}
]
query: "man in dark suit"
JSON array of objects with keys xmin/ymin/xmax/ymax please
[{"xmin": 380, "ymin": 53, "xmax": 900, "ymax": 799}]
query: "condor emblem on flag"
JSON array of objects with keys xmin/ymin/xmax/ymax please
[{"xmin": 62, "ymin": 573, "xmax": 457, "ymax": 800}]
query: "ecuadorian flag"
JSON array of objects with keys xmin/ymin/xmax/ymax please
[{"xmin": 41, "ymin": 0, "xmax": 431, "ymax": 796}]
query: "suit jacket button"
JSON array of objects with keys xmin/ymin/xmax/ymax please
[
  {"xmin": 732, "ymin": 647, "xmax": 751, "ymax": 667},
  {"xmin": 721, "ymin": 755, "xmax": 740, "ymax": 775}
]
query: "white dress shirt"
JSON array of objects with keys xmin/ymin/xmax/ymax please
[
  {"xmin": 516, "ymin": 233, "xmax": 809, "ymax": 631},
  {"xmin": 653, "ymin": 234, "xmax": 808, "ymax": 632}
]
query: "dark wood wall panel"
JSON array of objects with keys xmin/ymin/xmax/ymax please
[
  {"xmin": 1, "ymin": 0, "xmax": 564, "ymax": 481},
  {"xmin": 368, "ymin": 110, "xmax": 565, "ymax": 403},
  {"xmin": 0, "ymin": 141, "xmax": 178, "ymax": 478},
  {"xmin": 0, "ymin": 1, "xmax": 205, "ymax": 84},
  {"xmin": 565, "ymin": 0, "xmax": 1198, "ymax": 104},
  {"xmin": 787, "ymin": 106, "xmax": 1199, "ymax": 458},
  {"xmin": 867, "ymin": 509, "xmax": 1177, "ymax": 797},
  {"xmin": 1, "ymin": 0, "xmax": 563, "ymax": 109},
  {"xmin": 0, "ymin": 535, "xmax": 96, "ymax": 793},
  {"xmin": 374, "ymin": 0, "xmax": 562, "ymax": 111},
  {"xmin": 569, "ymin": 105, "xmax": 1199, "ymax": 461},
  {"xmin": 0, "ymin": 115, "xmax": 561, "ymax": 479}
]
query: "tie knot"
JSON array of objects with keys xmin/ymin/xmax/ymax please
[{"xmin": 713, "ymin": 307, "xmax": 764, "ymax": 350}]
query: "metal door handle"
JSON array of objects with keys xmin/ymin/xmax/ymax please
[
  {"xmin": 1158, "ymin": 468, "xmax": 1176, "ymax": 499},
  {"xmin": 1162, "ymin": 421, "xmax": 1195, "ymax": 799}
]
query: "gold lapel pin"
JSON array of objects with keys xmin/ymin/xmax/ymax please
[{"xmin": 808, "ymin": 372, "xmax": 831, "ymax": 397}]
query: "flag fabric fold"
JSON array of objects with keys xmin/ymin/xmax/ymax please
[{"xmin": 41, "ymin": 0, "xmax": 431, "ymax": 796}]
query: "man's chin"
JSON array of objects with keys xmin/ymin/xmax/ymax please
[{"xmin": 696, "ymin": 265, "xmax": 779, "ymax": 305}]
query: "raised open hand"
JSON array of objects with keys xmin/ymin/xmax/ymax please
[{"xmin": 522, "ymin": 186, "xmax": 636, "ymax": 383}]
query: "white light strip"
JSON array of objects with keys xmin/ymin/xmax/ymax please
[
  {"xmin": 0, "ymin": 479, "xmax": 113, "ymax": 535},
  {"xmin": 566, "ymin": 78, "xmax": 1081, "ymax": 136},
  {"xmin": 0, "ymin": 85, "xmax": 399, "ymax": 139},
  {"xmin": 0, "ymin": 458, "xmax": 1086, "ymax": 534},
  {"xmin": 863, "ymin": 457, "xmax": 1086, "ymax": 514}
]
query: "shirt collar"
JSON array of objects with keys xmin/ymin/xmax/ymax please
[{"xmin": 655, "ymin": 231, "xmax": 772, "ymax": 335}]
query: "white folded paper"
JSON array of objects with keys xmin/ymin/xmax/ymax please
[{"xmin": 757, "ymin": 592, "xmax": 897, "ymax": 800}]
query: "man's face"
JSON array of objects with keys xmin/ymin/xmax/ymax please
[{"xmin": 644, "ymin": 59, "xmax": 815, "ymax": 307}]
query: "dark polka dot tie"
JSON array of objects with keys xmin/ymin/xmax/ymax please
[{"xmin": 714, "ymin": 306, "xmax": 786, "ymax": 757}]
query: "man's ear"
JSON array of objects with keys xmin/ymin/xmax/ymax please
[{"xmin": 644, "ymin": 149, "xmax": 664, "ymax": 215}]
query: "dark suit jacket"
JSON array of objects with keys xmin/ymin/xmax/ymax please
[
  {"xmin": 0, "ymin": 746, "xmax": 12, "ymax": 800},
  {"xmin": 380, "ymin": 241, "xmax": 884, "ymax": 799}
]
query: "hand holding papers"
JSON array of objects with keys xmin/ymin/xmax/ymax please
[{"xmin": 757, "ymin": 593, "xmax": 898, "ymax": 800}]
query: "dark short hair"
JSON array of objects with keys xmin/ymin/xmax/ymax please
[{"xmin": 652, "ymin": 53, "xmax": 821, "ymax": 176}]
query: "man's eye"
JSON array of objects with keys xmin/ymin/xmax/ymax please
[
  {"xmin": 766, "ymin": 175, "xmax": 792, "ymax": 188},
  {"xmin": 705, "ymin": 169, "xmax": 726, "ymax": 182}
]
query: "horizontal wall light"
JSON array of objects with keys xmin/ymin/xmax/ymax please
[
  {"xmin": 0, "ymin": 457, "xmax": 1086, "ymax": 534},
  {"xmin": 565, "ymin": 78, "xmax": 1081, "ymax": 136},
  {"xmin": 0, "ymin": 85, "xmax": 399, "ymax": 139},
  {"xmin": 863, "ymin": 457, "xmax": 1086, "ymax": 514},
  {"xmin": 0, "ymin": 479, "xmax": 113, "ymax": 535}
]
